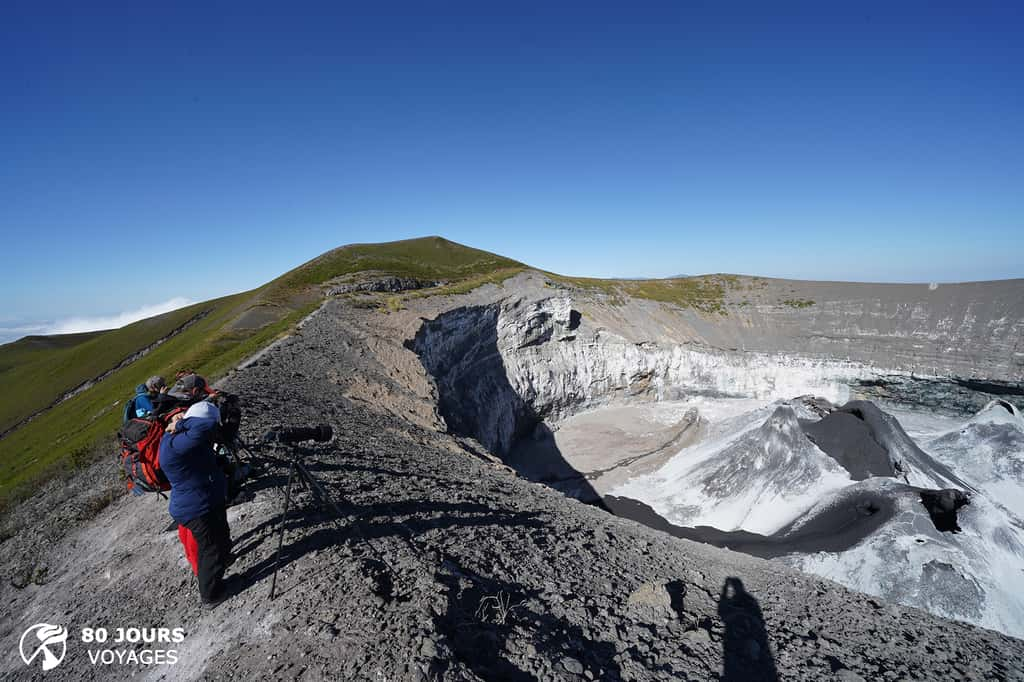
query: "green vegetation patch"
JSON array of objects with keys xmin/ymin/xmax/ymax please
[
  {"xmin": 0, "ymin": 292, "xmax": 325, "ymax": 510},
  {"xmin": 781, "ymin": 298, "xmax": 815, "ymax": 308},
  {"xmin": 549, "ymin": 274, "xmax": 732, "ymax": 314},
  {"xmin": 0, "ymin": 331, "xmax": 103, "ymax": 373},
  {"xmin": 0, "ymin": 306, "xmax": 209, "ymax": 435},
  {"xmin": 265, "ymin": 236, "xmax": 525, "ymax": 304}
]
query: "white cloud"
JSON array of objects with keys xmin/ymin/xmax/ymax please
[
  {"xmin": 45, "ymin": 297, "xmax": 195, "ymax": 335},
  {"xmin": 0, "ymin": 323, "xmax": 51, "ymax": 345},
  {"xmin": 0, "ymin": 297, "xmax": 197, "ymax": 345}
]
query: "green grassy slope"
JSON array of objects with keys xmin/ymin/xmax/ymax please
[
  {"xmin": 0, "ymin": 306, "xmax": 210, "ymax": 434},
  {"xmin": 0, "ymin": 331, "xmax": 104, "ymax": 366},
  {"xmin": 0, "ymin": 332, "xmax": 104, "ymax": 413},
  {"xmin": 0, "ymin": 237, "xmax": 525, "ymax": 510}
]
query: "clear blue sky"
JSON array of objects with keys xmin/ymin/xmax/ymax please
[{"xmin": 2, "ymin": 1, "xmax": 1022, "ymax": 329}]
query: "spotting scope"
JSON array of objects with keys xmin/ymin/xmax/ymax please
[{"xmin": 262, "ymin": 425, "xmax": 333, "ymax": 444}]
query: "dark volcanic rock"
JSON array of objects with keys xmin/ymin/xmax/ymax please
[
  {"xmin": 830, "ymin": 400, "xmax": 975, "ymax": 491},
  {"xmin": 920, "ymin": 489, "xmax": 972, "ymax": 533},
  {"xmin": 802, "ymin": 411, "xmax": 895, "ymax": 479},
  {"xmin": 328, "ymin": 276, "xmax": 441, "ymax": 295}
]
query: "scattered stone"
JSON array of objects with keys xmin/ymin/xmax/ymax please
[
  {"xmin": 627, "ymin": 581, "xmax": 673, "ymax": 615},
  {"xmin": 561, "ymin": 656, "xmax": 584, "ymax": 675}
]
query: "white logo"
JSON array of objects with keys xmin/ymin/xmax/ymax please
[{"xmin": 19, "ymin": 623, "xmax": 68, "ymax": 671}]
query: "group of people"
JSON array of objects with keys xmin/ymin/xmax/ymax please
[
  {"xmin": 127, "ymin": 373, "xmax": 214, "ymax": 421},
  {"xmin": 130, "ymin": 372, "xmax": 244, "ymax": 607}
]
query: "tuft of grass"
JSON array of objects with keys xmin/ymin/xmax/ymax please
[
  {"xmin": 781, "ymin": 298, "xmax": 815, "ymax": 308},
  {"xmin": 348, "ymin": 297, "xmax": 380, "ymax": 309},
  {"xmin": 76, "ymin": 489, "xmax": 118, "ymax": 522},
  {"xmin": 627, "ymin": 278, "xmax": 727, "ymax": 314},
  {"xmin": 475, "ymin": 591, "xmax": 521, "ymax": 625},
  {"xmin": 11, "ymin": 563, "xmax": 51, "ymax": 589}
]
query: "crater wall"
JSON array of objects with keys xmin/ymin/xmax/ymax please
[
  {"xmin": 413, "ymin": 293, "xmax": 869, "ymax": 454},
  {"xmin": 410, "ymin": 273, "xmax": 1023, "ymax": 455}
]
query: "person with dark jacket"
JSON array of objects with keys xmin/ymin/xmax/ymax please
[
  {"xmin": 160, "ymin": 400, "xmax": 232, "ymax": 605},
  {"xmin": 146, "ymin": 375, "xmax": 192, "ymax": 417},
  {"xmin": 147, "ymin": 373, "xmax": 205, "ymax": 417},
  {"xmin": 167, "ymin": 373, "xmax": 215, "ymax": 404}
]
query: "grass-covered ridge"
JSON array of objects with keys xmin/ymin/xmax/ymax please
[
  {"xmin": 0, "ymin": 237, "xmax": 527, "ymax": 511},
  {"xmin": 264, "ymin": 236, "xmax": 526, "ymax": 303}
]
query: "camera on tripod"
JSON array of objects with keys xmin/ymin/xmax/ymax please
[{"xmin": 262, "ymin": 424, "xmax": 333, "ymax": 445}]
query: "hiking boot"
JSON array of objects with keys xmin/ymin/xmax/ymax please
[
  {"xmin": 201, "ymin": 576, "xmax": 241, "ymax": 609},
  {"xmin": 201, "ymin": 592, "xmax": 228, "ymax": 610}
]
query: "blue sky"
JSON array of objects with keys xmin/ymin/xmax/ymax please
[{"xmin": 2, "ymin": 1, "xmax": 1022, "ymax": 340}]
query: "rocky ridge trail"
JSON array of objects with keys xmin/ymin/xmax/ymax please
[{"xmin": 1, "ymin": 280, "xmax": 1022, "ymax": 680}]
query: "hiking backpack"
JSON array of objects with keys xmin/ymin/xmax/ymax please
[
  {"xmin": 121, "ymin": 384, "xmax": 156, "ymax": 424},
  {"xmin": 122, "ymin": 397, "xmax": 138, "ymax": 424},
  {"xmin": 118, "ymin": 407, "xmax": 185, "ymax": 495}
]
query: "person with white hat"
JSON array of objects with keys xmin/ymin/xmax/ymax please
[{"xmin": 160, "ymin": 400, "xmax": 234, "ymax": 606}]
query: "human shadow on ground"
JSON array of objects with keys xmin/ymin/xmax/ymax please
[
  {"xmin": 430, "ymin": 556, "xmax": 622, "ymax": 681},
  {"xmin": 718, "ymin": 577, "xmax": 779, "ymax": 682}
]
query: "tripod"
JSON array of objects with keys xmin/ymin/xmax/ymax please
[{"xmin": 268, "ymin": 443, "xmax": 346, "ymax": 600}]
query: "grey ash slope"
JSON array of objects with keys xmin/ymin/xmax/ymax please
[
  {"xmin": 690, "ymin": 276, "xmax": 1024, "ymax": 381},
  {"xmin": 3, "ymin": 288, "xmax": 1022, "ymax": 681}
]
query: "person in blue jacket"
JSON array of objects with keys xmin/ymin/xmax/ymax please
[
  {"xmin": 125, "ymin": 384, "xmax": 152, "ymax": 421},
  {"xmin": 123, "ymin": 376, "xmax": 170, "ymax": 422},
  {"xmin": 160, "ymin": 400, "xmax": 233, "ymax": 605}
]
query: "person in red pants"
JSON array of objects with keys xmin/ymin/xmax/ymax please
[{"xmin": 160, "ymin": 401, "xmax": 233, "ymax": 606}]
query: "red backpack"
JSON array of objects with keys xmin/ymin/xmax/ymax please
[{"xmin": 118, "ymin": 407, "xmax": 185, "ymax": 494}]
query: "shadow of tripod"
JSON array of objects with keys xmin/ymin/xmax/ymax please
[{"xmin": 262, "ymin": 426, "xmax": 342, "ymax": 600}]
